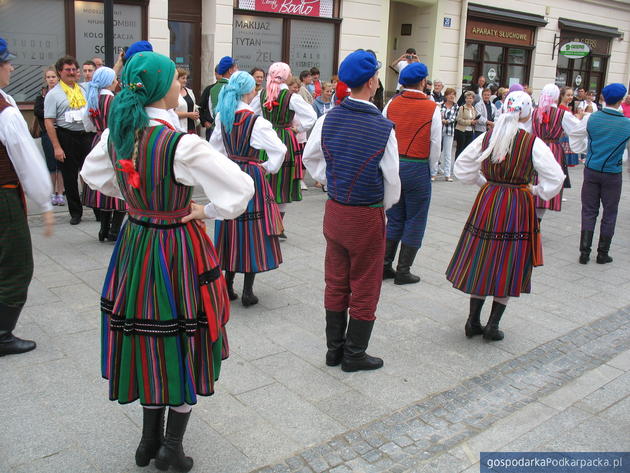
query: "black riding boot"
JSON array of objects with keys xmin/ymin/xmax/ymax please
[
  {"xmin": 325, "ymin": 309, "xmax": 347, "ymax": 366},
  {"xmin": 483, "ymin": 300, "xmax": 507, "ymax": 341},
  {"xmin": 279, "ymin": 212, "xmax": 287, "ymax": 240},
  {"xmin": 108, "ymin": 211, "xmax": 125, "ymax": 241},
  {"xmin": 579, "ymin": 230, "xmax": 594, "ymax": 264},
  {"xmin": 242, "ymin": 272, "xmax": 258, "ymax": 307},
  {"xmin": 135, "ymin": 407, "xmax": 165, "ymax": 466},
  {"xmin": 465, "ymin": 297, "xmax": 485, "ymax": 338},
  {"xmin": 224, "ymin": 271, "xmax": 238, "ymax": 301},
  {"xmin": 394, "ymin": 244, "xmax": 421, "ymax": 285},
  {"xmin": 98, "ymin": 211, "xmax": 112, "ymax": 242},
  {"xmin": 341, "ymin": 318, "xmax": 383, "ymax": 372},
  {"xmin": 383, "ymin": 239, "xmax": 398, "ymax": 280},
  {"xmin": 154, "ymin": 409, "xmax": 193, "ymax": 472},
  {"xmin": 0, "ymin": 302, "xmax": 36, "ymax": 356},
  {"xmin": 596, "ymin": 234, "xmax": 613, "ymax": 264}
]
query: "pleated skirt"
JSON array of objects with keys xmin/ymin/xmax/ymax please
[
  {"xmin": 446, "ymin": 183, "xmax": 535, "ymax": 298},
  {"xmin": 261, "ymin": 128, "xmax": 303, "ymax": 204}
]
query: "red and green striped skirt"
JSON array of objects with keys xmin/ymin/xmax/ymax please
[
  {"xmin": 82, "ymin": 184, "xmax": 127, "ymax": 211},
  {"xmin": 446, "ymin": 182, "xmax": 541, "ymax": 298},
  {"xmin": 100, "ymin": 214, "xmax": 230, "ymax": 406},
  {"xmin": 260, "ymin": 127, "xmax": 303, "ymax": 204}
]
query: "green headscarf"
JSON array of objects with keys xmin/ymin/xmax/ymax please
[{"xmin": 108, "ymin": 51, "xmax": 176, "ymax": 160}]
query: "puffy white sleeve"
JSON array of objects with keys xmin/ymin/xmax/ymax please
[
  {"xmin": 382, "ymin": 98, "xmax": 393, "ymax": 117},
  {"xmin": 429, "ymin": 106, "xmax": 442, "ymax": 164},
  {"xmin": 302, "ymin": 115, "xmax": 327, "ymax": 184},
  {"xmin": 380, "ymin": 129, "xmax": 401, "ymax": 210},
  {"xmin": 251, "ymin": 116, "xmax": 287, "ymax": 174},
  {"xmin": 80, "ymin": 129, "xmax": 124, "ymax": 200},
  {"xmin": 0, "ymin": 107, "xmax": 53, "ymax": 212},
  {"xmin": 289, "ymin": 93, "xmax": 317, "ymax": 133},
  {"xmin": 562, "ymin": 111, "xmax": 589, "ymax": 154},
  {"xmin": 531, "ymin": 137, "xmax": 565, "ymax": 201},
  {"xmin": 173, "ymin": 134, "xmax": 255, "ymax": 220},
  {"xmin": 250, "ymin": 93, "xmax": 262, "ymax": 116},
  {"xmin": 453, "ymin": 133, "xmax": 487, "ymax": 187},
  {"xmin": 208, "ymin": 115, "xmax": 227, "ymax": 155}
]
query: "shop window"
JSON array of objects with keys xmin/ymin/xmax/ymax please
[
  {"xmin": 463, "ymin": 42, "xmax": 531, "ymax": 89},
  {"xmin": 0, "ymin": 0, "xmax": 66, "ymax": 102},
  {"xmin": 289, "ymin": 20, "xmax": 335, "ymax": 82},
  {"xmin": 464, "ymin": 44, "xmax": 479, "ymax": 61},
  {"xmin": 232, "ymin": 14, "xmax": 283, "ymax": 74},
  {"xmin": 169, "ymin": 21, "xmax": 201, "ymax": 91}
]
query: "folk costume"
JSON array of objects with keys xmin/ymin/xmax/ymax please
[
  {"xmin": 446, "ymin": 92, "xmax": 564, "ymax": 341},
  {"xmin": 0, "ymin": 39, "xmax": 53, "ymax": 356},
  {"xmin": 82, "ymin": 67, "xmax": 127, "ymax": 241},
  {"xmin": 210, "ymin": 71, "xmax": 287, "ymax": 307},
  {"xmin": 579, "ymin": 83, "xmax": 630, "ymax": 265},
  {"xmin": 80, "ymin": 52, "xmax": 254, "ymax": 471},
  {"xmin": 381, "ymin": 63, "xmax": 441, "ymax": 285},
  {"xmin": 303, "ymin": 50, "xmax": 401, "ymax": 372},
  {"xmin": 532, "ymin": 84, "xmax": 588, "ymax": 220},
  {"xmin": 251, "ymin": 62, "xmax": 316, "ymax": 216}
]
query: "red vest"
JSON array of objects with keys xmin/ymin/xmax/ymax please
[
  {"xmin": 387, "ymin": 90, "xmax": 436, "ymax": 159},
  {"xmin": 0, "ymin": 95, "xmax": 19, "ymax": 187}
]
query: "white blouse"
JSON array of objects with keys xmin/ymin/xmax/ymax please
[
  {"xmin": 0, "ymin": 89, "xmax": 53, "ymax": 212},
  {"xmin": 250, "ymin": 83, "xmax": 317, "ymax": 134},
  {"xmin": 80, "ymin": 107, "xmax": 254, "ymax": 220},
  {"xmin": 209, "ymin": 101, "xmax": 287, "ymax": 174},
  {"xmin": 454, "ymin": 125, "xmax": 565, "ymax": 202}
]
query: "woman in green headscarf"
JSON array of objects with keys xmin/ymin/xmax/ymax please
[{"xmin": 81, "ymin": 52, "xmax": 254, "ymax": 471}]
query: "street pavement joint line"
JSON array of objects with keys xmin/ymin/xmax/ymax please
[{"xmin": 250, "ymin": 305, "xmax": 630, "ymax": 473}]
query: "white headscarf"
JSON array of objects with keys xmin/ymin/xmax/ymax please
[
  {"xmin": 477, "ymin": 91, "xmax": 533, "ymax": 163},
  {"xmin": 536, "ymin": 83, "xmax": 560, "ymax": 124}
]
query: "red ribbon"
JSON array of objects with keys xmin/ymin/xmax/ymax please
[
  {"xmin": 88, "ymin": 108, "xmax": 99, "ymax": 119},
  {"xmin": 542, "ymin": 111, "xmax": 550, "ymax": 124},
  {"xmin": 117, "ymin": 159, "xmax": 141, "ymax": 189},
  {"xmin": 264, "ymin": 100, "xmax": 279, "ymax": 111}
]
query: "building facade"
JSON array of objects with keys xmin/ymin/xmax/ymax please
[{"xmin": 1, "ymin": 0, "xmax": 629, "ymax": 104}]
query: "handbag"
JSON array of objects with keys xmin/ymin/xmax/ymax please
[{"xmin": 30, "ymin": 117, "xmax": 42, "ymax": 139}]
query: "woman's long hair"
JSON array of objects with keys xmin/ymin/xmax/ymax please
[
  {"xmin": 477, "ymin": 91, "xmax": 532, "ymax": 164},
  {"xmin": 264, "ymin": 62, "xmax": 291, "ymax": 109},
  {"xmin": 215, "ymin": 71, "xmax": 256, "ymax": 134}
]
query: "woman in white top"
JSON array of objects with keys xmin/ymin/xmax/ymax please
[{"xmin": 174, "ymin": 68, "xmax": 198, "ymax": 133}]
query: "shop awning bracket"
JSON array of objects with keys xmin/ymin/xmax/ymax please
[{"xmin": 552, "ymin": 34, "xmax": 560, "ymax": 61}]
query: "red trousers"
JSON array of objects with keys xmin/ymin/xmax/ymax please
[{"xmin": 323, "ymin": 200, "xmax": 386, "ymax": 321}]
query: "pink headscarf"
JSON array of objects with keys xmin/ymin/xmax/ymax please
[
  {"xmin": 264, "ymin": 62, "xmax": 291, "ymax": 110},
  {"xmin": 537, "ymin": 83, "xmax": 560, "ymax": 124}
]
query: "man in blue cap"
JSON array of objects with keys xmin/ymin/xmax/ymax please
[
  {"xmin": 579, "ymin": 83, "xmax": 630, "ymax": 264},
  {"xmin": 0, "ymin": 37, "xmax": 55, "ymax": 355},
  {"xmin": 381, "ymin": 62, "xmax": 441, "ymax": 285},
  {"xmin": 209, "ymin": 56, "xmax": 238, "ymax": 117},
  {"xmin": 303, "ymin": 49, "xmax": 400, "ymax": 372}
]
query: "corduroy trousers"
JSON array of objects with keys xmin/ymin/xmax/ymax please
[
  {"xmin": 581, "ymin": 167, "xmax": 622, "ymax": 237},
  {"xmin": 323, "ymin": 199, "xmax": 385, "ymax": 321},
  {"xmin": 386, "ymin": 160, "xmax": 431, "ymax": 249}
]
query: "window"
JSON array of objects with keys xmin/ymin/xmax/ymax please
[
  {"xmin": 555, "ymin": 55, "xmax": 608, "ymax": 95},
  {"xmin": 463, "ymin": 42, "xmax": 531, "ymax": 89},
  {"xmin": 233, "ymin": 14, "xmax": 283, "ymax": 73},
  {"xmin": 289, "ymin": 20, "xmax": 335, "ymax": 82},
  {"xmin": 0, "ymin": 0, "xmax": 66, "ymax": 102}
]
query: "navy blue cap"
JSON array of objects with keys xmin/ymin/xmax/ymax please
[
  {"xmin": 338, "ymin": 50, "xmax": 381, "ymax": 88},
  {"xmin": 399, "ymin": 62, "xmax": 428, "ymax": 87},
  {"xmin": 602, "ymin": 83, "xmax": 627, "ymax": 104},
  {"xmin": 124, "ymin": 41, "xmax": 153, "ymax": 61},
  {"xmin": 216, "ymin": 56, "xmax": 236, "ymax": 75},
  {"xmin": 0, "ymin": 38, "xmax": 16, "ymax": 63}
]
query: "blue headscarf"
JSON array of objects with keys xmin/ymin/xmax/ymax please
[
  {"xmin": 215, "ymin": 71, "xmax": 256, "ymax": 133},
  {"xmin": 86, "ymin": 67, "xmax": 116, "ymax": 112}
]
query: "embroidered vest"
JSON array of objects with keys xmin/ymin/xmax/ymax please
[
  {"xmin": 321, "ymin": 99, "xmax": 393, "ymax": 205},
  {"xmin": 387, "ymin": 90, "xmax": 436, "ymax": 159}
]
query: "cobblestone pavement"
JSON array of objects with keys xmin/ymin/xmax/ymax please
[{"xmin": 2, "ymin": 167, "xmax": 629, "ymax": 472}]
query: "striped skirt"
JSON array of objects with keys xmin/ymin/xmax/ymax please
[
  {"xmin": 446, "ymin": 182, "xmax": 540, "ymax": 298},
  {"xmin": 82, "ymin": 185, "xmax": 127, "ymax": 211},
  {"xmin": 100, "ymin": 215, "xmax": 230, "ymax": 406},
  {"xmin": 0, "ymin": 187, "xmax": 33, "ymax": 307},
  {"xmin": 261, "ymin": 128, "xmax": 303, "ymax": 204},
  {"xmin": 534, "ymin": 142, "xmax": 564, "ymax": 211},
  {"xmin": 214, "ymin": 161, "xmax": 283, "ymax": 273}
]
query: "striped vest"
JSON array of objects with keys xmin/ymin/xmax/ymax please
[
  {"xmin": 386, "ymin": 90, "xmax": 436, "ymax": 159},
  {"xmin": 532, "ymin": 107, "xmax": 564, "ymax": 143},
  {"xmin": 221, "ymin": 110, "xmax": 259, "ymax": 160},
  {"xmin": 586, "ymin": 108, "xmax": 630, "ymax": 173},
  {"xmin": 0, "ymin": 95, "xmax": 19, "ymax": 187},
  {"xmin": 321, "ymin": 98, "xmax": 394, "ymax": 205}
]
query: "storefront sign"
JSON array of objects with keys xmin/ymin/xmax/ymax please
[
  {"xmin": 238, "ymin": 0, "xmax": 333, "ymax": 18},
  {"xmin": 466, "ymin": 19, "xmax": 534, "ymax": 47},
  {"xmin": 233, "ymin": 14, "xmax": 283, "ymax": 73},
  {"xmin": 559, "ymin": 41, "xmax": 590, "ymax": 58},
  {"xmin": 74, "ymin": 1, "xmax": 142, "ymax": 64},
  {"xmin": 487, "ymin": 67, "xmax": 497, "ymax": 81},
  {"xmin": 559, "ymin": 32, "xmax": 609, "ymax": 55}
]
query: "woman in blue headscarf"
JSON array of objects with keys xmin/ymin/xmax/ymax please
[
  {"xmin": 81, "ymin": 66, "xmax": 127, "ymax": 241},
  {"xmin": 211, "ymin": 71, "xmax": 287, "ymax": 307}
]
